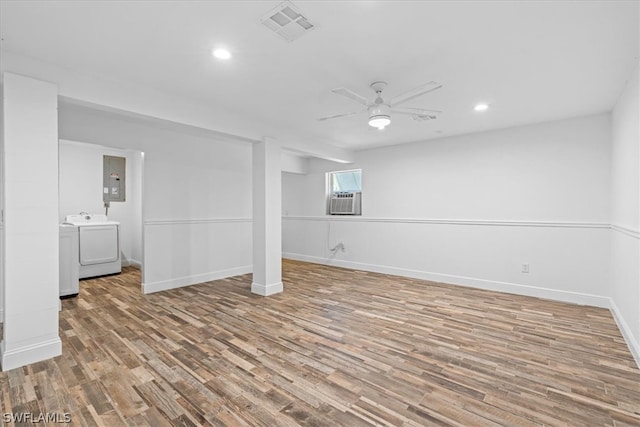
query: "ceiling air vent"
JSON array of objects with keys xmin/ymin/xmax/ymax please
[{"xmin": 260, "ymin": 1, "xmax": 316, "ymax": 42}]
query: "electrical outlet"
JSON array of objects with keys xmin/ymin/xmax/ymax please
[{"xmin": 521, "ymin": 263, "xmax": 530, "ymax": 274}]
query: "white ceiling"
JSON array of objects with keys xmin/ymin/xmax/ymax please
[{"xmin": 1, "ymin": 1, "xmax": 638, "ymax": 152}]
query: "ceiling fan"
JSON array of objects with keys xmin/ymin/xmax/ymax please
[{"xmin": 318, "ymin": 81, "xmax": 443, "ymax": 130}]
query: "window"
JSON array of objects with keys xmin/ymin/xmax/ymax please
[
  {"xmin": 327, "ymin": 169, "xmax": 362, "ymax": 215},
  {"xmin": 330, "ymin": 169, "xmax": 362, "ymax": 193}
]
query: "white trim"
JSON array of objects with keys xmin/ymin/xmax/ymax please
[
  {"xmin": 140, "ymin": 150, "xmax": 146, "ymax": 286},
  {"xmin": 142, "ymin": 265, "xmax": 252, "ymax": 294},
  {"xmin": 1, "ymin": 337, "xmax": 62, "ymax": 372},
  {"xmin": 609, "ymin": 298, "xmax": 640, "ymax": 369},
  {"xmin": 283, "ymin": 216, "xmax": 609, "ymax": 229},
  {"xmin": 120, "ymin": 258, "xmax": 142, "ymax": 268},
  {"xmin": 128, "ymin": 259, "xmax": 142, "ymax": 269},
  {"xmin": 0, "ymin": 224, "xmax": 3, "ymax": 323},
  {"xmin": 283, "ymin": 252, "xmax": 611, "ymax": 309},
  {"xmin": 145, "ymin": 218, "xmax": 252, "ymax": 226},
  {"xmin": 611, "ymin": 223, "xmax": 640, "ymax": 239},
  {"xmin": 121, "ymin": 258, "xmax": 142, "ymax": 269},
  {"xmin": 251, "ymin": 281, "xmax": 284, "ymax": 296}
]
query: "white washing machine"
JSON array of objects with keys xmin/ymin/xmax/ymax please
[{"xmin": 64, "ymin": 213, "xmax": 121, "ymax": 279}]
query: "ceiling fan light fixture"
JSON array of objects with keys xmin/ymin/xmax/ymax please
[
  {"xmin": 368, "ymin": 104, "xmax": 391, "ymax": 129},
  {"xmin": 320, "ymin": 81, "xmax": 443, "ymax": 129},
  {"xmin": 369, "ymin": 116, "xmax": 391, "ymax": 129}
]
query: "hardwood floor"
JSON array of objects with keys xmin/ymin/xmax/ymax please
[{"xmin": 1, "ymin": 260, "xmax": 639, "ymax": 426}]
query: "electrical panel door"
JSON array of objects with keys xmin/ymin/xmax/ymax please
[{"xmin": 103, "ymin": 155, "xmax": 126, "ymax": 202}]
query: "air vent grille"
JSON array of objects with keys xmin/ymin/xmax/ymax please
[{"xmin": 260, "ymin": 1, "xmax": 316, "ymax": 42}]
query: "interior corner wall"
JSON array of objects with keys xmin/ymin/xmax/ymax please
[
  {"xmin": 59, "ymin": 140, "xmax": 142, "ymax": 266},
  {"xmin": 610, "ymin": 62, "xmax": 640, "ymax": 365},
  {"xmin": 283, "ymin": 114, "xmax": 612, "ymax": 308},
  {"xmin": 58, "ymin": 104, "xmax": 253, "ymax": 293}
]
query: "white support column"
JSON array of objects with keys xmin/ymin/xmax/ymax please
[
  {"xmin": 1, "ymin": 73, "xmax": 61, "ymax": 371},
  {"xmin": 251, "ymin": 137, "xmax": 283, "ymax": 296}
]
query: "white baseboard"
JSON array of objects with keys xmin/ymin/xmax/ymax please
[
  {"xmin": 1, "ymin": 337, "xmax": 62, "ymax": 372},
  {"xmin": 128, "ymin": 259, "xmax": 142, "ymax": 269},
  {"xmin": 142, "ymin": 265, "xmax": 252, "ymax": 294},
  {"xmin": 283, "ymin": 252, "xmax": 611, "ymax": 308},
  {"xmin": 251, "ymin": 281, "xmax": 284, "ymax": 296},
  {"xmin": 121, "ymin": 258, "xmax": 142, "ymax": 268},
  {"xmin": 609, "ymin": 298, "xmax": 640, "ymax": 369}
]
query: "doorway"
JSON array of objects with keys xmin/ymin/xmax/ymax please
[{"xmin": 58, "ymin": 139, "xmax": 145, "ymax": 290}]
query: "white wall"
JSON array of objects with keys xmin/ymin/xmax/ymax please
[
  {"xmin": 281, "ymin": 151, "xmax": 309, "ymax": 175},
  {"xmin": 2, "ymin": 73, "xmax": 61, "ymax": 370},
  {"xmin": 59, "ymin": 140, "xmax": 142, "ymax": 266},
  {"xmin": 283, "ymin": 114, "xmax": 612, "ymax": 307},
  {"xmin": 610, "ymin": 62, "xmax": 640, "ymax": 364},
  {"xmin": 0, "ymin": 85, "xmax": 4, "ymax": 322},
  {"xmin": 58, "ymin": 103, "xmax": 253, "ymax": 293},
  {"xmin": 131, "ymin": 150, "xmax": 143, "ymax": 269}
]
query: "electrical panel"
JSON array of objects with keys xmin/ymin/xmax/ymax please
[{"xmin": 103, "ymin": 155, "xmax": 126, "ymax": 203}]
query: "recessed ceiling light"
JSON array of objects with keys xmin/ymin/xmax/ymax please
[
  {"xmin": 474, "ymin": 103, "xmax": 489, "ymax": 112},
  {"xmin": 212, "ymin": 48, "xmax": 231, "ymax": 60}
]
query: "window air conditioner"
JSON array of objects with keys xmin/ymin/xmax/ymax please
[{"xmin": 330, "ymin": 192, "xmax": 361, "ymax": 215}]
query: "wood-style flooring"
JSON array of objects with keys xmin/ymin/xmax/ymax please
[{"xmin": 1, "ymin": 260, "xmax": 639, "ymax": 426}]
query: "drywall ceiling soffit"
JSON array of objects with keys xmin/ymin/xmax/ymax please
[
  {"xmin": 57, "ymin": 97, "xmax": 356, "ymax": 163},
  {"xmin": 58, "ymin": 96, "xmax": 258, "ymax": 145},
  {"xmin": 1, "ymin": 0, "xmax": 638, "ymax": 151}
]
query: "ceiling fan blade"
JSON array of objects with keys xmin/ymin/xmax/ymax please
[
  {"xmin": 332, "ymin": 88, "xmax": 370, "ymax": 106},
  {"xmin": 389, "ymin": 82, "xmax": 442, "ymax": 107},
  {"xmin": 317, "ymin": 111, "xmax": 360, "ymax": 121},
  {"xmin": 391, "ymin": 107, "xmax": 442, "ymax": 115}
]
